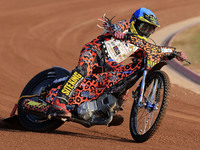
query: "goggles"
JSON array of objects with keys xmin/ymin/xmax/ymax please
[{"xmin": 138, "ymin": 22, "xmax": 156, "ymax": 36}]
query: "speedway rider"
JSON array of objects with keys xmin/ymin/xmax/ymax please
[{"xmin": 50, "ymin": 7, "xmax": 186, "ymax": 123}]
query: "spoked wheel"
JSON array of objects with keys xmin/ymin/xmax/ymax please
[
  {"xmin": 130, "ymin": 70, "xmax": 170, "ymax": 142},
  {"xmin": 18, "ymin": 68, "xmax": 65, "ymax": 132}
]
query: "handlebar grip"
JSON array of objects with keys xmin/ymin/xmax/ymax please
[{"xmin": 173, "ymin": 51, "xmax": 191, "ymax": 64}]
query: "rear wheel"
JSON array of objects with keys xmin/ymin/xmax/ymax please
[
  {"xmin": 130, "ymin": 70, "xmax": 170, "ymax": 142},
  {"xmin": 18, "ymin": 68, "xmax": 65, "ymax": 132}
]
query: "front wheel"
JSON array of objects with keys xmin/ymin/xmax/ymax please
[{"xmin": 130, "ymin": 70, "xmax": 170, "ymax": 142}]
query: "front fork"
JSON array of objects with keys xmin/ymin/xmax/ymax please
[
  {"xmin": 137, "ymin": 70, "xmax": 147, "ymax": 107},
  {"xmin": 137, "ymin": 69, "xmax": 158, "ymax": 110}
]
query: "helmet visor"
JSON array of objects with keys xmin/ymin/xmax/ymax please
[{"xmin": 138, "ymin": 22, "xmax": 156, "ymax": 36}]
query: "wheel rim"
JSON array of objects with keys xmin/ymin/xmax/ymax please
[{"xmin": 135, "ymin": 75, "xmax": 164, "ymax": 135}]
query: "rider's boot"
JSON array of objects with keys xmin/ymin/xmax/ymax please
[
  {"xmin": 51, "ymin": 71, "xmax": 84, "ymax": 118},
  {"xmin": 50, "ymin": 96, "xmax": 72, "ymax": 118}
]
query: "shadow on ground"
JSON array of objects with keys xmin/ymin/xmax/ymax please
[{"xmin": 0, "ymin": 117, "xmax": 134, "ymax": 143}]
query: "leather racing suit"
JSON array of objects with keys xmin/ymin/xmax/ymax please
[{"xmin": 58, "ymin": 20, "xmax": 176, "ymax": 107}]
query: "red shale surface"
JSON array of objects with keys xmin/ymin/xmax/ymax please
[{"xmin": 0, "ymin": 0, "xmax": 200, "ymax": 149}]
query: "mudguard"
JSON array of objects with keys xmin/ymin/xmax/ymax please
[
  {"xmin": 52, "ymin": 66, "xmax": 71, "ymax": 78},
  {"xmin": 148, "ymin": 62, "xmax": 167, "ymax": 75}
]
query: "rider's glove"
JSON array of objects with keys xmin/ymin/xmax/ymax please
[
  {"xmin": 176, "ymin": 51, "xmax": 187, "ymax": 62},
  {"xmin": 113, "ymin": 31, "xmax": 125, "ymax": 40}
]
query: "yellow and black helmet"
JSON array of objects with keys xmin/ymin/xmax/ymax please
[{"xmin": 130, "ymin": 7, "xmax": 160, "ymax": 40}]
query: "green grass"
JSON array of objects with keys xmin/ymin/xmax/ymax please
[{"xmin": 172, "ymin": 23, "xmax": 200, "ymax": 74}]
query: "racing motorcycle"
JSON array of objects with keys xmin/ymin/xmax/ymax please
[
  {"xmin": 4, "ymin": 32, "xmax": 190, "ymax": 143},
  {"xmin": 4, "ymin": 11, "xmax": 191, "ymax": 142}
]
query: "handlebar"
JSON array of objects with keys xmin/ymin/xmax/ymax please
[{"xmin": 172, "ymin": 51, "xmax": 191, "ymax": 64}]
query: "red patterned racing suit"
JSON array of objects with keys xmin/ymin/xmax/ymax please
[{"xmin": 59, "ymin": 20, "xmax": 175, "ymax": 107}]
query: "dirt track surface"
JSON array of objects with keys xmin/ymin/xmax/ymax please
[{"xmin": 0, "ymin": 0, "xmax": 200, "ymax": 149}]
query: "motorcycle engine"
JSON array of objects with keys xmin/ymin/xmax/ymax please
[{"xmin": 77, "ymin": 94, "xmax": 119, "ymax": 120}]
